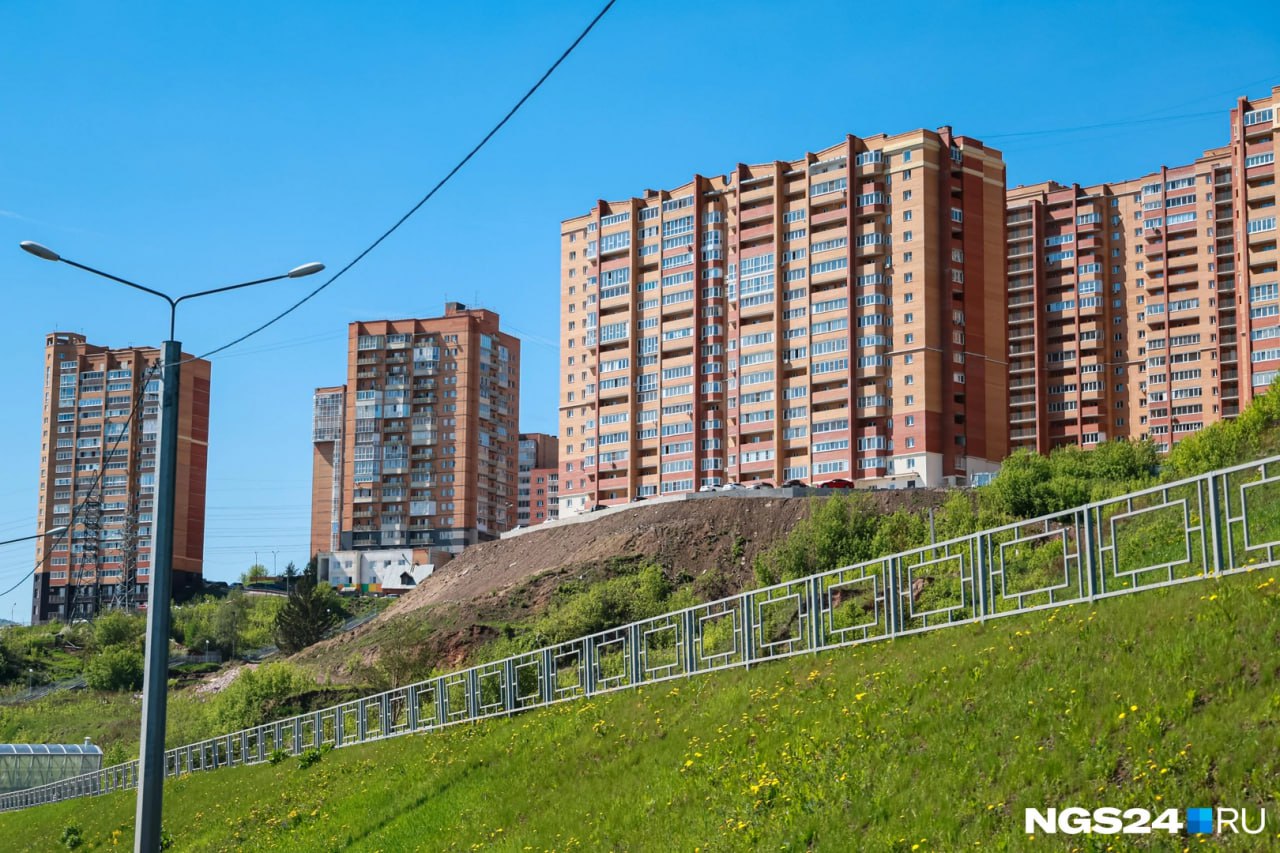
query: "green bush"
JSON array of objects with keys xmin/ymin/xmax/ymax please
[
  {"xmin": 91, "ymin": 611, "xmax": 145, "ymax": 652},
  {"xmin": 534, "ymin": 563, "xmax": 681, "ymax": 644},
  {"xmin": 211, "ymin": 663, "xmax": 315, "ymax": 731},
  {"xmin": 296, "ymin": 747, "xmax": 323, "ymax": 768},
  {"xmin": 59, "ymin": 824, "xmax": 82, "ymax": 849},
  {"xmin": 1164, "ymin": 381, "xmax": 1280, "ymax": 479},
  {"xmin": 83, "ymin": 646, "xmax": 144, "ymax": 692}
]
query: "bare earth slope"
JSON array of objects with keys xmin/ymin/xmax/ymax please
[{"xmin": 293, "ymin": 492, "xmax": 944, "ymax": 678}]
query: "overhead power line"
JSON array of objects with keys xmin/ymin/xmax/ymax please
[{"xmin": 195, "ymin": 0, "xmax": 618, "ymax": 364}]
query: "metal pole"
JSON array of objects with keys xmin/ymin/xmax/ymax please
[{"xmin": 135, "ymin": 339, "xmax": 180, "ymax": 853}]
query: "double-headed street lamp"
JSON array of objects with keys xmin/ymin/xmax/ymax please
[{"xmin": 20, "ymin": 241, "xmax": 323, "ymax": 853}]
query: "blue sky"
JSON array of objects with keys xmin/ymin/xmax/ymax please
[{"xmin": 1, "ymin": 0, "xmax": 1277, "ymax": 621}]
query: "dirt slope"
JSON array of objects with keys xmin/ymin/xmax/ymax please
[{"xmin": 292, "ymin": 491, "xmax": 945, "ymax": 677}]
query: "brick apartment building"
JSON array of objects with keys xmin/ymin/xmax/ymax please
[
  {"xmin": 32, "ymin": 332, "xmax": 211, "ymax": 622},
  {"xmin": 1007, "ymin": 86, "xmax": 1278, "ymax": 452},
  {"xmin": 558, "ymin": 127, "xmax": 1009, "ymax": 516},
  {"xmin": 309, "ymin": 304, "xmax": 521, "ymax": 557},
  {"xmin": 517, "ymin": 432, "xmax": 559, "ymax": 526}
]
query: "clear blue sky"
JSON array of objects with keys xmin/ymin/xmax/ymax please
[{"xmin": 1, "ymin": 0, "xmax": 1277, "ymax": 621}]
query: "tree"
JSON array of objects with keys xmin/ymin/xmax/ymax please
[
  {"xmin": 84, "ymin": 646, "xmax": 144, "ymax": 691},
  {"xmin": 91, "ymin": 611, "xmax": 144, "ymax": 652},
  {"xmin": 213, "ymin": 590, "xmax": 250, "ymax": 658},
  {"xmin": 274, "ymin": 574, "xmax": 344, "ymax": 654},
  {"xmin": 240, "ymin": 563, "xmax": 270, "ymax": 585}
]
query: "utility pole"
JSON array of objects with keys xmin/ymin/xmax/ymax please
[
  {"xmin": 134, "ymin": 340, "xmax": 180, "ymax": 852},
  {"xmin": 20, "ymin": 240, "xmax": 324, "ymax": 853}
]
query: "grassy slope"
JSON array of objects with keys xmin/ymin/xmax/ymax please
[{"xmin": 3, "ymin": 570, "xmax": 1279, "ymax": 852}]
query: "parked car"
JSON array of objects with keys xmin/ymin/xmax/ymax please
[
  {"xmin": 781, "ymin": 479, "xmax": 809, "ymax": 488},
  {"xmin": 630, "ymin": 494, "xmax": 646, "ymax": 502},
  {"xmin": 697, "ymin": 484, "xmax": 718, "ymax": 493},
  {"xmin": 589, "ymin": 504, "xmax": 609, "ymax": 512},
  {"xmin": 820, "ymin": 478, "xmax": 856, "ymax": 489},
  {"xmin": 719, "ymin": 482, "xmax": 746, "ymax": 491},
  {"xmin": 748, "ymin": 481, "xmax": 773, "ymax": 490}
]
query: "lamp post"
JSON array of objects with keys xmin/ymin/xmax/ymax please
[
  {"xmin": 0, "ymin": 525, "xmax": 68, "ymax": 548},
  {"xmin": 20, "ymin": 241, "xmax": 323, "ymax": 853}
]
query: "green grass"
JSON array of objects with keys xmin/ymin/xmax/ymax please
[{"xmin": 3, "ymin": 570, "xmax": 1279, "ymax": 851}]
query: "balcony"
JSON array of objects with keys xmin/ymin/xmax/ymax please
[
  {"xmin": 739, "ymin": 203, "xmax": 773, "ymax": 225},
  {"xmin": 813, "ymin": 206, "xmax": 850, "ymax": 226}
]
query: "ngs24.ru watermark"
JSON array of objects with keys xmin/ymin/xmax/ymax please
[{"xmin": 1026, "ymin": 806, "xmax": 1266, "ymax": 837}]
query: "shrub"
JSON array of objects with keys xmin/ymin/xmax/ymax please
[
  {"xmin": 296, "ymin": 747, "xmax": 323, "ymax": 769},
  {"xmin": 83, "ymin": 646, "xmax": 144, "ymax": 692},
  {"xmin": 91, "ymin": 611, "xmax": 145, "ymax": 652},
  {"xmin": 59, "ymin": 825, "xmax": 82, "ymax": 849},
  {"xmin": 211, "ymin": 663, "xmax": 315, "ymax": 731}
]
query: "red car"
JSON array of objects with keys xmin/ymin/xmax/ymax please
[{"xmin": 820, "ymin": 478, "xmax": 856, "ymax": 489}]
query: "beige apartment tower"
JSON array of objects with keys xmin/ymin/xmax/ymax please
[
  {"xmin": 309, "ymin": 304, "xmax": 521, "ymax": 557},
  {"xmin": 558, "ymin": 127, "xmax": 1008, "ymax": 515},
  {"xmin": 32, "ymin": 333, "xmax": 211, "ymax": 623},
  {"xmin": 1007, "ymin": 86, "xmax": 1278, "ymax": 452}
]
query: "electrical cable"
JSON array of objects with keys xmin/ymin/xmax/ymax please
[
  {"xmin": 7, "ymin": 3, "xmax": 620, "ymax": 603},
  {"xmin": 192, "ymin": 0, "xmax": 617, "ymax": 364},
  {"xmin": 0, "ymin": 358, "xmax": 159, "ymax": 601}
]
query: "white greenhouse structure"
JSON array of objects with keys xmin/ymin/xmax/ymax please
[{"xmin": 0, "ymin": 742, "xmax": 102, "ymax": 794}]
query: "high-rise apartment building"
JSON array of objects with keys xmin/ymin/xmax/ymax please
[
  {"xmin": 558, "ymin": 127, "xmax": 1008, "ymax": 516},
  {"xmin": 1007, "ymin": 86, "xmax": 1278, "ymax": 452},
  {"xmin": 32, "ymin": 332, "xmax": 211, "ymax": 623},
  {"xmin": 309, "ymin": 304, "xmax": 521, "ymax": 557},
  {"xmin": 310, "ymin": 385, "xmax": 345, "ymax": 559},
  {"xmin": 517, "ymin": 433, "xmax": 559, "ymax": 526}
]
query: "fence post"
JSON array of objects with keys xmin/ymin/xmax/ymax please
[
  {"xmin": 407, "ymin": 685, "xmax": 420, "ymax": 730},
  {"xmin": 682, "ymin": 609, "xmax": 699, "ymax": 674},
  {"xmin": 502, "ymin": 661, "xmax": 517, "ymax": 712},
  {"xmin": 885, "ymin": 557, "xmax": 899, "ymax": 637},
  {"xmin": 541, "ymin": 649, "xmax": 555, "ymax": 704},
  {"xmin": 627, "ymin": 624, "xmax": 642, "ymax": 688},
  {"xmin": 1082, "ymin": 508, "xmax": 1098, "ymax": 599},
  {"xmin": 975, "ymin": 534, "xmax": 988, "ymax": 622},
  {"xmin": 740, "ymin": 593, "xmax": 755, "ymax": 668},
  {"xmin": 1207, "ymin": 473, "xmax": 1225, "ymax": 576},
  {"xmin": 436, "ymin": 676, "xmax": 449, "ymax": 725},
  {"xmin": 807, "ymin": 576, "xmax": 822, "ymax": 652},
  {"xmin": 584, "ymin": 638, "xmax": 597, "ymax": 696},
  {"xmin": 466, "ymin": 669, "xmax": 481, "ymax": 720}
]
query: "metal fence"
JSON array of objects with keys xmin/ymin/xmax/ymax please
[{"xmin": 6, "ymin": 454, "xmax": 1280, "ymax": 812}]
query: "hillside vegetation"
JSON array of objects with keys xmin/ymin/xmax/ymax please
[
  {"xmin": 2, "ymin": 569, "xmax": 1276, "ymax": 851},
  {"xmin": 5, "ymin": 385, "xmax": 1280, "ymax": 799}
]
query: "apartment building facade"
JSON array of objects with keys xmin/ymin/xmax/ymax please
[
  {"xmin": 32, "ymin": 332, "xmax": 211, "ymax": 623},
  {"xmin": 309, "ymin": 385, "xmax": 345, "ymax": 559},
  {"xmin": 1007, "ymin": 86, "xmax": 1278, "ymax": 452},
  {"xmin": 308, "ymin": 304, "xmax": 521, "ymax": 558},
  {"xmin": 517, "ymin": 433, "xmax": 559, "ymax": 526},
  {"xmin": 558, "ymin": 127, "xmax": 1009, "ymax": 516}
]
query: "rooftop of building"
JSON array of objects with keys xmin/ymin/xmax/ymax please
[{"xmin": 562, "ymin": 124, "xmax": 1004, "ymax": 228}]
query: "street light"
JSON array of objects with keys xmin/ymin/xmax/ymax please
[
  {"xmin": 0, "ymin": 525, "xmax": 68, "ymax": 548},
  {"xmin": 20, "ymin": 241, "xmax": 323, "ymax": 853}
]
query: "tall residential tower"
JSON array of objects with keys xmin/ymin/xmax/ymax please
[
  {"xmin": 33, "ymin": 333, "xmax": 211, "ymax": 622},
  {"xmin": 309, "ymin": 304, "xmax": 521, "ymax": 557},
  {"xmin": 558, "ymin": 127, "xmax": 1008, "ymax": 516},
  {"xmin": 1006, "ymin": 86, "xmax": 1278, "ymax": 452}
]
